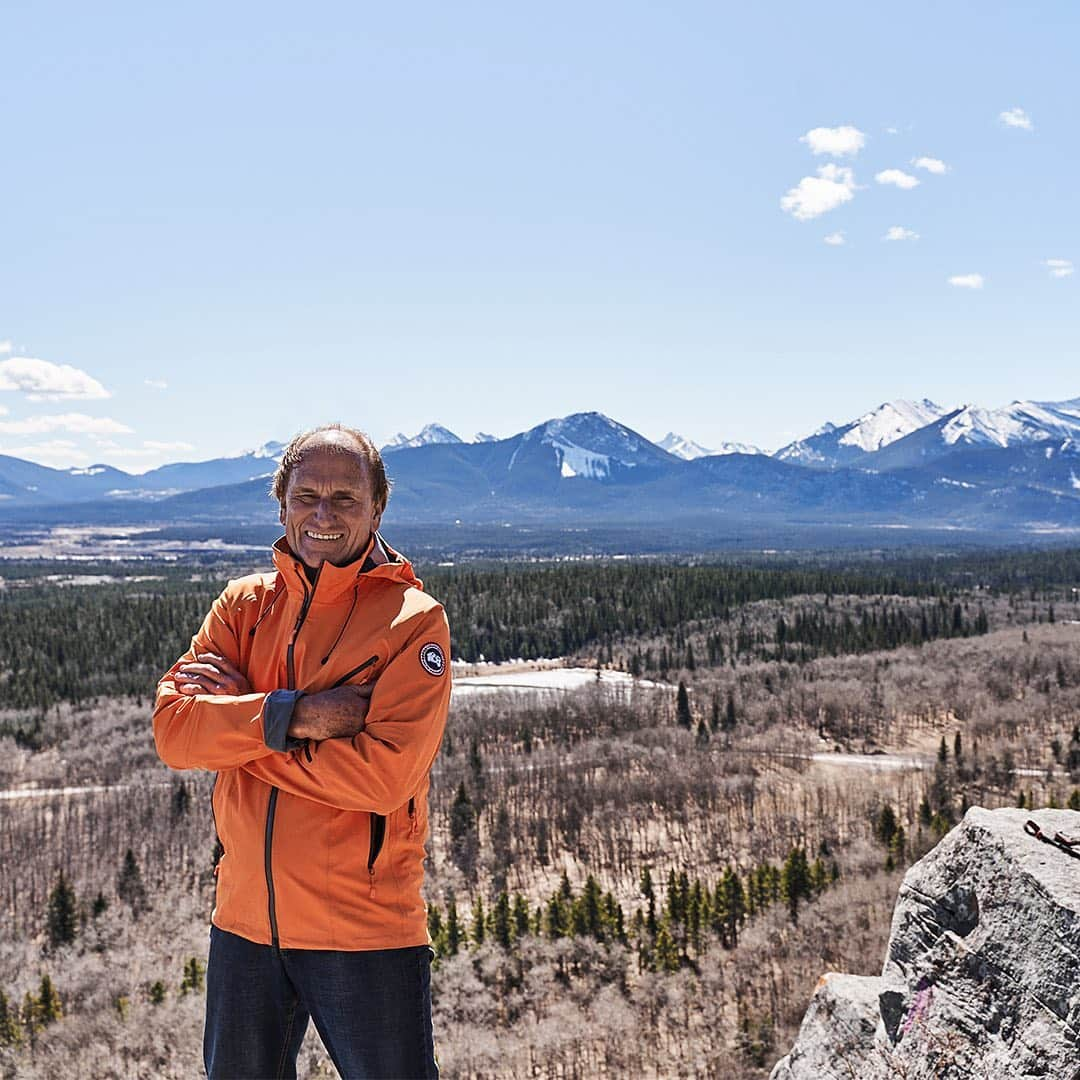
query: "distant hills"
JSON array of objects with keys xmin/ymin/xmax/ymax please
[{"xmin": 3, "ymin": 398, "xmax": 1080, "ymax": 537}]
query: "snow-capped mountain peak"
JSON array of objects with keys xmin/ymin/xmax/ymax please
[
  {"xmin": 837, "ymin": 399, "xmax": 949, "ymax": 453},
  {"xmin": 250, "ymin": 440, "xmax": 285, "ymax": 461},
  {"xmin": 382, "ymin": 424, "xmax": 464, "ymax": 453},
  {"xmin": 775, "ymin": 399, "xmax": 949, "ymax": 466},
  {"xmin": 658, "ymin": 432, "xmax": 763, "ymax": 459},
  {"xmin": 512, "ymin": 411, "xmax": 672, "ymax": 480},
  {"xmin": 940, "ymin": 398, "xmax": 1080, "ymax": 448},
  {"xmin": 658, "ymin": 433, "xmax": 714, "ymax": 460}
]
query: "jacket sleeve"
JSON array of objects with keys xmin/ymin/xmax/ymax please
[
  {"xmin": 153, "ymin": 587, "xmax": 279, "ymax": 771},
  {"xmin": 238, "ymin": 604, "xmax": 451, "ymax": 813}
]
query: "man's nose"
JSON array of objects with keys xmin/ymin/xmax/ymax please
[{"xmin": 313, "ymin": 498, "xmax": 336, "ymax": 522}]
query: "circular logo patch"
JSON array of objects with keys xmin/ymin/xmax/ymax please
[{"xmin": 419, "ymin": 642, "xmax": 446, "ymax": 677}]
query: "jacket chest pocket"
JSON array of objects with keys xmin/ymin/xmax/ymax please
[{"xmin": 330, "ymin": 653, "xmax": 381, "ymax": 690}]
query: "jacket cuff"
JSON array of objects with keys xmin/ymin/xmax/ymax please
[{"xmin": 263, "ymin": 690, "xmax": 306, "ymax": 751}]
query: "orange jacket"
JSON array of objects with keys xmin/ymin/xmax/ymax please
[{"xmin": 153, "ymin": 535, "xmax": 450, "ymax": 950}]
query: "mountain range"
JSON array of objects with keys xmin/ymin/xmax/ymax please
[{"xmin": 2, "ymin": 396, "xmax": 1080, "ymax": 537}]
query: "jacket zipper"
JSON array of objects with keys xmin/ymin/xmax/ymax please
[
  {"xmin": 330, "ymin": 654, "xmax": 379, "ymax": 689},
  {"xmin": 408, "ymin": 796, "xmax": 418, "ymax": 837},
  {"xmin": 265, "ymin": 566, "xmax": 317, "ymax": 948}
]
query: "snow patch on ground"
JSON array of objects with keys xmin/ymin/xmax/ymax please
[{"xmin": 452, "ymin": 666, "xmax": 661, "ymax": 697}]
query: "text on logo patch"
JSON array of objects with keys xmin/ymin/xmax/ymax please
[{"xmin": 419, "ymin": 642, "xmax": 445, "ymax": 677}]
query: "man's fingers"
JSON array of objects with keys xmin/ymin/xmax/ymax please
[
  {"xmin": 179, "ymin": 662, "xmax": 226, "ymax": 680},
  {"xmin": 176, "ymin": 673, "xmax": 226, "ymax": 695},
  {"xmin": 196, "ymin": 653, "xmax": 245, "ymax": 678},
  {"xmin": 349, "ymin": 683, "xmax": 375, "ymax": 698}
]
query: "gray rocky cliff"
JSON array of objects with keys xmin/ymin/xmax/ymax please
[{"xmin": 772, "ymin": 807, "xmax": 1080, "ymax": 1080}]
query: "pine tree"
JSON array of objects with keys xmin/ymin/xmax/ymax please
[
  {"xmin": 724, "ymin": 690, "xmax": 737, "ymax": 732},
  {"xmin": 46, "ymin": 870, "xmax": 77, "ymax": 950},
  {"xmin": 875, "ymin": 805, "xmax": 898, "ymax": 847},
  {"xmin": 149, "ymin": 981, "xmax": 166, "ymax": 1005},
  {"xmin": 512, "ymin": 894, "xmax": 531, "ymax": 941},
  {"xmin": 781, "ymin": 848, "xmax": 812, "ymax": 924},
  {"xmin": 117, "ymin": 848, "xmax": 148, "ymax": 916},
  {"xmin": 449, "ymin": 783, "xmax": 479, "ymax": 884},
  {"xmin": 445, "ymin": 896, "xmax": 462, "ymax": 956},
  {"xmin": 35, "ymin": 975, "xmax": 61, "ymax": 1026},
  {"xmin": 579, "ymin": 875, "xmax": 603, "ymax": 939},
  {"xmin": 654, "ymin": 919, "xmax": 680, "ymax": 972},
  {"xmin": 640, "ymin": 866, "xmax": 658, "ymax": 938},
  {"xmin": 470, "ymin": 897, "xmax": 485, "ymax": 947},
  {"xmin": 0, "ymin": 989, "xmax": 20, "ymax": 1048},
  {"xmin": 719, "ymin": 867, "xmax": 745, "ymax": 948},
  {"xmin": 492, "ymin": 892, "xmax": 512, "ymax": 949},
  {"xmin": 676, "ymin": 681, "xmax": 693, "ymax": 729},
  {"xmin": 21, "ymin": 991, "xmax": 37, "ymax": 1042}
]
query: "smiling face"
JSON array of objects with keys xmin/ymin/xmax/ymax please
[{"xmin": 279, "ymin": 445, "xmax": 383, "ymax": 572}]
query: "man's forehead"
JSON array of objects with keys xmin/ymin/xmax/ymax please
[{"xmin": 288, "ymin": 445, "xmax": 371, "ymax": 488}]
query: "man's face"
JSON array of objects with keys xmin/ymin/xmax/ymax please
[{"xmin": 280, "ymin": 447, "xmax": 383, "ymax": 572}]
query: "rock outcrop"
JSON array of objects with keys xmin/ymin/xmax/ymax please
[{"xmin": 772, "ymin": 808, "xmax": 1080, "ymax": 1080}]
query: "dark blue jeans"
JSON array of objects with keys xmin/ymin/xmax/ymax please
[{"xmin": 204, "ymin": 926, "xmax": 439, "ymax": 1080}]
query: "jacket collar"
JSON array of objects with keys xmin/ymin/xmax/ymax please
[{"xmin": 271, "ymin": 533, "xmax": 421, "ymax": 603}]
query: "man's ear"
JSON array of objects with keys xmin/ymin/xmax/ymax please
[
  {"xmin": 372, "ymin": 507, "xmax": 384, "ymax": 535},
  {"xmin": 278, "ymin": 504, "xmax": 286, "ymax": 527}
]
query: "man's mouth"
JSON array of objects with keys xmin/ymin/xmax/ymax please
[{"xmin": 305, "ymin": 530, "xmax": 344, "ymax": 542}]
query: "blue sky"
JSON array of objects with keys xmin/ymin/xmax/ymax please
[{"xmin": 1, "ymin": 1, "xmax": 1076, "ymax": 470}]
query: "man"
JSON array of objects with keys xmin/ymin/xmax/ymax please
[{"xmin": 154, "ymin": 425, "xmax": 450, "ymax": 1079}]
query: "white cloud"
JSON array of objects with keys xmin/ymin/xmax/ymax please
[
  {"xmin": 799, "ymin": 125, "xmax": 866, "ymax": 157},
  {"xmin": 884, "ymin": 226, "xmax": 919, "ymax": 241},
  {"xmin": 912, "ymin": 156, "xmax": 948, "ymax": 174},
  {"xmin": 0, "ymin": 413, "xmax": 133, "ymax": 436},
  {"xmin": 875, "ymin": 169, "xmax": 920, "ymax": 190},
  {"xmin": 885, "ymin": 126, "xmax": 899, "ymax": 135},
  {"xmin": 144, "ymin": 378, "xmax": 168, "ymax": 390},
  {"xmin": 0, "ymin": 357, "xmax": 110, "ymax": 400},
  {"xmin": 144, "ymin": 440, "xmax": 195, "ymax": 452},
  {"xmin": 1000, "ymin": 107, "xmax": 1033, "ymax": 131},
  {"xmin": 823, "ymin": 232, "xmax": 845, "ymax": 246},
  {"xmin": 4, "ymin": 440, "xmax": 90, "ymax": 466},
  {"xmin": 1046, "ymin": 258, "xmax": 1074, "ymax": 279},
  {"xmin": 88, "ymin": 438, "xmax": 195, "ymax": 456},
  {"xmin": 0, "ymin": 341, "xmax": 11, "ymax": 355},
  {"xmin": 949, "ymin": 274, "xmax": 985, "ymax": 289},
  {"xmin": 780, "ymin": 164, "xmax": 857, "ymax": 221}
]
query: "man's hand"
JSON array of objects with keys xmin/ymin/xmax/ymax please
[
  {"xmin": 288, "ymin": 684, "xmax": 374, "ymax": 742},
  {"xmin": 175, "ymin": 653, "xmax": 252, "ymax": 696}
]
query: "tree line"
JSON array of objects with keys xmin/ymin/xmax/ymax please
[{"xmin": 427, "ymin": 850, "xmax": 839, "ymax": 971}]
